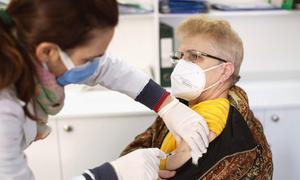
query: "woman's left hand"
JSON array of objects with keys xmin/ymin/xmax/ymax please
[{"xmin": 158, "ymin": 98, "xmax": 209, "ymax": 165}]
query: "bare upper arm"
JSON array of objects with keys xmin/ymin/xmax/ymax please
[{"xmin": 165, "ymin": 131, "xmax": 217, "ymax": 170}]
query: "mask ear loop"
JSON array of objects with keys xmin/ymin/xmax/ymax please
[
  {"xmin": 202, "ymin": 63, "xmax": 227, "ymax": 91},
  {"xmin": 203, "ymin": 63, "xmax": 224, "ymax": 72},
  {"xmin": 203, "ymin": 79, "xmax": 221, "ymax": 91},
  {"xmin": 42, "ymin": 63, "xmax": 49, "ymax": 71},
  {"xmin": 57, "ymin": 47, "xmax": 75, "ymax": 70}
]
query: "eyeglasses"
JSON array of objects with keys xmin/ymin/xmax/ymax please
[{"xmin": 170, "ymin": 50, "xmax": 228, "ymax": 64}]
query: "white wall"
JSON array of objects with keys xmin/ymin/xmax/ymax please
[{"xmin": 160, "ymin": 11, "xmax": 300, "ymax": 82}]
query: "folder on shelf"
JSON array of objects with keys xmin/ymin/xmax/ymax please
[
  {"xmin": 160, "ymin": 0, "xmax": 208, "ymax": 14},
  {"xmin": 159, "ymin": 23, "xmax": 174, "ymax": 87},
  {"xmin": 118, "ymin": 2, "xmax": 153, "ymax": 14},
  {"xmin": 211, "ymin": 2, "xmax": 281, "ymax": 11}
]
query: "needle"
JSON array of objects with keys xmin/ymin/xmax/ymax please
[{"xmin": 167, "ymin": 151, "xmax": 176, "ymax": 157}]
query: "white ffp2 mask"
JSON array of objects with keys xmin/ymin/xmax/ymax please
[{"xmin": 171, "ymin": 60, "xmax": 223, "ymax": 101}]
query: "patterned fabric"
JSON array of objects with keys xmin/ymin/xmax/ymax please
[
  {"xmin": 120, "ymin": 86, "xmax": 273, "ymax": 179},
  {"xmin": 33, "ymin": 63, "xmax": 65, "ymax": 140}
]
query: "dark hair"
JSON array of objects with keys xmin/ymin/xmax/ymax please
[{"xmin": 0, "ymin": 0, "xmax": 119, "ymax": 120}]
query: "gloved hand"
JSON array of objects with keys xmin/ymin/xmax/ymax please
[
  {"xmin": 69, "ymin": 176, "xmax": 86, "ymax": 180},
  {"xmin": 158, "ymin": 98, "xmax": 209, "ymax": 164},
  {"xmin": 110, "ymin": 148, "xmax": 167, "ymax": 180}
]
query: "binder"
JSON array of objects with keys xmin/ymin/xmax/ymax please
[{"xmin": 159, "ymin": 23, "xmax": 174, "ymax": 87}]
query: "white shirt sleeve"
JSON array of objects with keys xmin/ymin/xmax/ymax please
[
  {"xmin": 0, "ymin": 99, "xmax": 35, "ymax": 180},
  {"xmin": 81, "ymin": 53, "xmax": 150, "ymax": 99}
]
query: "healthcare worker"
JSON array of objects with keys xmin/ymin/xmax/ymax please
[{"xmin": 0, "ymin": 0, "xmax": 210, "ymax": 180}]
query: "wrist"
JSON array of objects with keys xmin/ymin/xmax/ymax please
[
  {"xmin": 158, "ymin": 97, "xmax": 179, "ymax": 117},
  {"xmin": 110, "ymin": 161, "xmax": 122, "ymax": 180},
  {"xmin": 157, "ymin": 95, "xmax": 173, "ymax": 112}
]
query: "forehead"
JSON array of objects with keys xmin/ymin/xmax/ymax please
[{"xmin": 178, "ymin": 34, "xmax": 216, "ymax": 54}]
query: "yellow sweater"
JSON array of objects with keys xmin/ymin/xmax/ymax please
[{"xmin": 160, "ymin": 98, "xmax": 230, "ymax": 169}]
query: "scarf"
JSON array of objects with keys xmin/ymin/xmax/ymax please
[{"xmin": 33, "ymin": 63, "xmax": 65, "ymax": 140}]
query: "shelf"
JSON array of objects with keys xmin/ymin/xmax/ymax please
[
  {"xmin": 209, "ymin": 9, "xmax": 300, "ymax": 16},
  {"xmin": 159, "ymin": 9, "xmax": 300, "ymax": 18},
  {"xmin": 159, "ymin": 12, "xmax": 208, "ymax": 18},
  {"xmin": 120, "ymin": 13, "xmax": 155, "ymax": 20}
]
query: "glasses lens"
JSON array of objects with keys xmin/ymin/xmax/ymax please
[
  {"xmin": 171, "ymin": 51, "xmax": 183, "ymax": 59},
  {"xmin": 170, "ymin": 51, "xmax": 183, "ymax": 64},
  {"xmin": 187, "ymin": 50, "xmax": 198, "ymax": 62}
]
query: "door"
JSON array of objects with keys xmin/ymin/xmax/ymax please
[
  {"xmin": 25, "ymin": 119, "xmax": 62, "ymax": 180},
  {"xmin": 264, "ymin": 107, "xmax": 300, "ymax": 180},
  {"xmin": 57, "ymin": 113, "xmax": 156, "ymax": 179},
  {"xmin": 252, "ymin": 108, "xmax": 266, "ymax": 127}
]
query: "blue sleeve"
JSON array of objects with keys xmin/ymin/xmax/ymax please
[
  {"xmin": 135, "ymin": 79, "xmax": 170, "ymax": 112},
  {"xmin": 87, "ymin": 163, "xmax": 118, "ymax": 180}
]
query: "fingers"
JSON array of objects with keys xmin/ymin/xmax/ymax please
[
  {"xmin": 196, "ymin": 126, "xmax": 209, "ymax": 149},
  {"xmin": 191, "ymin": 150, "xmax": 202, "ymax": 165},
  {"xmin": 146, "ymin": 172, "xmax": 157, "ymax": 180},
  {"xmin": 198, "ymin": 117, "xmax": 209, "ymax": 136},
  {"xmin": 183, "ymin": 120, "xmax": 209, "ymax": 164},
  {"xmin": 190, "ymin": 132, "xmax": 209, "ymax": 164},
  {"xmin": 145, "ymin": 159, "xmax": 159, "ymax": 180},
  {"xmin": 144, "ymin": 148, "xmax": 167, "ymax": 180},
  {"xmin": 144, "ymin": 151, "xmax": 160, "ymax": 175},
  {"xmin": 192, "ymin": 135, "xmax": 206, "ymax": 155},
  {"xmin": 151, "ymin": 148, "xmax": 167, "ymax": 160},
  {"xmin": 184, "ymin": 136, "xmax": 202, "ymax": 157},
  {"xmin": 159, "ymin": 170, "xmax": 176, "ymax": 179},
  {"xmin": 183, "ymin": 130, "xmax": 209, "ymax": 165}
]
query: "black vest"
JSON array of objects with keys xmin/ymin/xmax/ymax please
[{"xmin": 170, "ymin": 106, "xmax": 257, "ymax": 180}]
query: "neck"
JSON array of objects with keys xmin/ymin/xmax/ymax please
[{"xmin": 189, "ymin": 80, "xmax": 232, "ymax": 107}]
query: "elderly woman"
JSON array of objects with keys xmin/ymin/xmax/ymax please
[{"xmin": 120, "ymin": 16, "xmax": 273, "ymax": 179}]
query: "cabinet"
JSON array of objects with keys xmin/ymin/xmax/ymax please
[
  {"xmin": 56, "ymin": 114, "xmax": 156, "ymax": 179},
  {"xmin": 25, "ymin": 112, "xmax": 156, "ymax": 179},
  {"xmin": 264, "ymin": 107, "xmax": 300, "ymax": 180},
  {"xmin": 24, "ymin": 119, "xmax": 61, "ymax": 180},
  {"xmin": 252, "ymin": 107, "xmax": 300, "ymax": 180}
]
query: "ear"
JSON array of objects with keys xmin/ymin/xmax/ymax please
[
  {"xmin": 35, "ymin": 42, "xmax": 58, "ymax": 64},
  {"xmin": 220, "ymin": 63, "xmax": 235, "ymax": 83}
]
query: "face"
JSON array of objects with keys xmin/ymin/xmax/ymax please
[
  {"xmin": 177, "ymin": 34, "xmax": 234, "ymax": 101},
  {"xmin": 35, "ymin": 28, "xmax": 115, "ymax": 77},
  {"xmin": 179, "ymin": 35, "xmax": 224, "ymax": 88}
]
